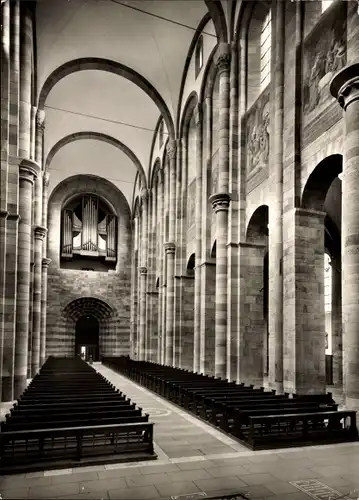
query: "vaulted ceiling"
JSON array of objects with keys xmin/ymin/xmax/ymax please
[{"xmin": 36, "ymin": 0, "xmax": 213, "ymax": 205}]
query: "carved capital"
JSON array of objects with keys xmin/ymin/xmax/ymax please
[
  {"xmin": 36, "ymin": 109, "xmax": 46, "ymax": 132},
  {"xmin": 215, "ymin": 43, "xmax": 231, "ymax": 74},
  {"xmin": 19, "ymin": 159, "xmax": 40, "ymax": 185},
  {"xmin": 330, "ymin": 63, "xmax": 359, "ymax": 110},
  {"xmin": 209, "ymin": 192, "xmax": 231, "ymax": 213},
  {"xmin": 138, "ymin": 266, "xmax": 148, "ymax": 275},
  {"xmin": 42, "ymin": 258, "xmax": 52, "ymax": 269},
  {"xmin": 166, "ymin": 140, "xmax": 177, "ymax": 161},
  {"xmin": 164, "ymin": 241, "xmax": 176, "ymax": 255},
  {"xmin": 33, "ymin": 225, "xmax": 47, "ymax": 240},
  {"xmin": 43, "ymin": 171, "xmax": 50, "ymax": 187}
]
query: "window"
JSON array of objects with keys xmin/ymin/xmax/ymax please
[
  {"xmin": 159, "ymin": 120, "xmax": 164, "ymax": 148},
  {"xmin": 322, "ymin": 1, "xmax": 333, "ymax": 13},
  {"xmin": 324, "ymin": 253, "xmax": 332, "ymax": 354},
  {"xmin": 195, "ymin": 35, "xmax": 203, "ymax": 79},
  {"xmin": 260, "ymin": 10, "xmax": 271, "ymax": 91}
]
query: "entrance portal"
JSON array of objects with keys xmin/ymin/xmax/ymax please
[{"xmin": 75, "ymin": 315, "xmax": 99, "ymax": 361}]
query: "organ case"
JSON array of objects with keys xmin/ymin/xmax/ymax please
[{"xmin": 61, "ymin": 195, "xmax": 117, "ymax": 262}]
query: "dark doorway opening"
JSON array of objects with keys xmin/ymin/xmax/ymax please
[{"xmin": 75, "ymin": 315, "xmax": 99, "ymax": 361}]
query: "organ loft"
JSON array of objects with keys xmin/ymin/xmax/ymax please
[{"xmin": 1, "ymin": 0, "xmax": 359, "ymax": 494}]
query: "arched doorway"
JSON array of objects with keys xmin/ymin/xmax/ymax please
[{"xmin": 75, "ymin": 315, "xmax": 99, "ymax": 361}]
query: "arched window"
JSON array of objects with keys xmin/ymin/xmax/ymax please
[
  {"xmin": 246, "ymin": 2, "xmax": 271, "ymax": 108},
  {"xmin": 195, "ymin": 35, "xmax": 203, "ymax": 78},
  {"xmin": 260, "ymin": 10, "xmax": 271, "ymax": 91},
  {"xmin": 324, "ymin": 253, "xmax": 332, "ymax": 354},
  {"xmin": 322, "ymin": 0, "xmax": 333, "ymax": 13},
  {"xmin": 159, "ymin": 119, "xmax": 164, "ymax": 148}
]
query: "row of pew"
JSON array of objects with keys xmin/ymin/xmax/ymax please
[
  {"xmin": 103, "ymin": 356, "xmax": 358, "ymax": 450},
  {"xmin": 0, "ymin": 356, "xmax": 156, "ymax": 474}
]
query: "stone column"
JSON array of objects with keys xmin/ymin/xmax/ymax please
[
  {"xmin": 208, "ymin": 44, "xmax": 231, "ymax": 379},
  {"xmin": 39, "ymin": 171, "xmax": 49, "ymax": 366},
  {"xmin": 0, "ymin": 211, "xmax": 9, "ymax": 402},
  {"xmin": 331, "ymin": 257, "xmax": 342, "ymax": 386},
  {"xmin": 138, "ymin": 266, "xmax": 148, "ymax": 360},
  {"xmin": 330, "ymin": 63, "xmax": 359, "ymax": 412},
  {"xmin": 193, "ymin": 103, "xmax": 203, "ymax": 373},
  {"xmin": 164, "ymin": 140, "xmax": 177, "ymax": 366},
  {"xmin": 0, "ymin": 1, "xmax": 10, "ymax": 402},
  {"xmin": 19, "ymin": 2, "xmax": 33, "ymax": 159},
  {"xmin": 40, "ymin": 257, "xmax": 51, "ymax": 365},
  {"xmin": 268, "ymin": 0, "xmax": 285, "ymax": 393},
  {"xmin": 31, "ymin": 225, "xmax": 47, "ymax": 375},
  {"xmin": 14, "ymin": 159, "xmax": 40, "ymax": 398}
]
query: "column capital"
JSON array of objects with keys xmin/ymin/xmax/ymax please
[
  {"xmin": 330, "ymin": 63, "xmax": 359, "ymax": 110},
  {"xmin": 166, "ymin": 140, "xmax": 177, "ymax": 160},
  {"xmin": 164, "ymin": 241, "xmax": 176, "ymax": 254},
  {"xmin": 43, "ymin": 171, "xmax": 50, "ymax": 187},
  {"xmin": 42, "ymin": 258, "xmax": 52, "ymax": 268},
  {"xmin": 138, "ymin": 266, "xmax": 148, "ymax": 275},
  {"xmin": 209, "ymin": 192, "xmax": 231, "ymax": 213},
  {"xmin": 215, "ymin": 43, "xmax": 231, "ymax": 74},
  {"xmin": 33, "ymin": 225, "xmax": 47, "ymax": 240},
  {"xmin": 19, "ymin": 159, "xmax": 40, "ymax": 184},
  {"xmin": 36, "ymin": 109, "xmax": 46, "ymax": 132}
]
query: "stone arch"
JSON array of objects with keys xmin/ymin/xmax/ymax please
[
  {"xmin": 150, "ymin": 158, "xmax": 161, "ymax": 190},
  {"xmin": 37, "ymin": 58, "xmax": 175, "ymax": 140},
  {"xmin": 186, "ymin": 253, "xmax": 196, "ymax": 276},
  {"xmin": 61, "ymin": 297, "xmax": 117, "ymax": 360},
  {"xmin": 45, "ymin": 132, "xmax": 147, "ymax": 189},
  {"xmin": 199, "ymin": 46, "xmax": 219, "ymax": 103},
  {"xmin": 179, "ymin": 91, "xmax": 199, "ymax": 140},
  {"xmin": 210, "ymin": 240, "xmax": 217, "ymax": 259},
  {"xmin": 48, "ymin": 174, "xmax": 131, "ymax": 270},
  {"xmin": 176, "ymin": 12, "xmax": 212, "ymax": 132},
  {"xmin": 246, "ymin": 205, "xmax": 269, "ymax": 245},
  {"xmin": 301, "ymin": 154, "xmax": 343, "ymax": 211},
  {"xmin": 204, "ymin": 0, "xmax": 228, "ymax": 42}
]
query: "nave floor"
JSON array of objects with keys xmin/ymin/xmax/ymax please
[{"xmin": 0, "ymin": 363, "xmax": 358, "ymax": 500}]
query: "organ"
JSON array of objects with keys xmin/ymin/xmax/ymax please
[{"xmin": 61, "ymin": 194, "xmax": 117, "ymax": 262}]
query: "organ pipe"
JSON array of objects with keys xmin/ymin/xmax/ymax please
[{"xmin": 61, "ymin": 195, "xmax": 117, "ymax": 261}]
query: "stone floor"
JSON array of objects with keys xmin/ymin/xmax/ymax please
[{"xmin": 0, "ymin": 364, "xmax": 358, "ymax": 500}]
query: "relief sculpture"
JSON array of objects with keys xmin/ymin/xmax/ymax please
[
  {"xmin": 303, "ymin": 4, "xmax": 346, "ymax": 115},
  {"xmin": 246, "ymin": 89, "xmax": 270, "ymax": 174}
]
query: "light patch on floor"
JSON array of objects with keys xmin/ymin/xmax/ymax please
[{"xmin": 290, "ymin": 479, "xmax": 354, "ymax": 499}]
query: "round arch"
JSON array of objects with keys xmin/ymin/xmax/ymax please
[
  {"xmin": 204, "ymin": 0, "xmax": 228, "ymax": 42},
  {"xmin": 246, "ymin": 205, "xmax": 269, "ymax": 245},
  {"xmin": 301, "ymin": 154, "xmax": 343, "ymax": 211},
  {"xmin": 45, "ymin": 132, "xmax": 147, "ymax": 188},
  {"xmin": 179, "ymin": 91, "xmax": 199, "ymax": 141},
  {"xmin": 37, "ymin": 58, "xmax": 175, "ymax": 140}
]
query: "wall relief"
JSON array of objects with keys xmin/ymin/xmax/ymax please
[
  {"xmin": 303, "ymin": 3, "xmax": 346, "ymax": 116},
  {"xmin": 245, "ymin": 88, "xmax": 270, "ymax": 175}
]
